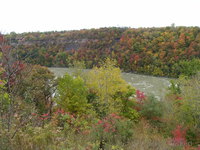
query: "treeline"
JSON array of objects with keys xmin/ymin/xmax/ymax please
[{"xmin": 6, "ymin": 26, "xmax": 200, "ymax": 77}]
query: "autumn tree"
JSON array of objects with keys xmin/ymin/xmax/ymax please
[
  {"xmin": 17, "ymin": 65, "xmax": 56, "ymax": 114},
  {"xmin": 0, "ymin": 34, "xmax": 36, "ymax": 146},
  {"xmin": 86, "ymin": 58, "xmax": 130, "ymax": 117}
]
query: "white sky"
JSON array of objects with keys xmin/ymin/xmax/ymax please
[{"xmin": 0, "ymin": 0, "xmax": 200, "ymax": 33}]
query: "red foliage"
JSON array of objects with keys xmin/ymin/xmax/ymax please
[
  {"xmin": 39, "ymin": 113, "xmax": 49, "ymax": 120},
  {"xmin": 134, "ymin": 55, "xmax": 140, "ymax": 62},
  {"xmin": 97, "ymin": 113, "xmax": 121, "ymax": 133},
  {"xmin": 0, "ymin": 35, "xmax": 3, "ymax": 43},
  {"xmin": 136, "ymin": 90, "xmax": 146, "ymax": 101},
  {"xmin": 42, "ymin": 113, "xmax": 49, "ymax": 117},
  {"xmin": 54, "ymin": 108, "xmax": 65, "ymax": 115},
  {"xmin": 54, "ymin": 109, "xmax": 75, "ymax": 118},
  {"xmin": 31, "ymin": 112, "xmax": 50, "ymax": 120},
  {"xmin": 31, "ymin": 113, "xmax": 37, "ymax": 116},
  {"xmin": 133, "ymin": 90, "xmax": 146, "ymax": 111},
  {"xmin": 176, "ymin": 96, "xmax": 183, "ymax": 100},
  {"xmin": 118, "ymin": 57, "xmax": 123, "ymax": 65},
  {"xmin": 110, "ymin": 113, "xmax": 121, "ymax": 119},
  {"xmin": 172, "ymin": 125, "xmax": 187, "ymax": 146}
]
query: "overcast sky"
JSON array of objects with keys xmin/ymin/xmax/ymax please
[{"xmin": 0, "ymin": 0, "xmax": 199, "ymax": 33}]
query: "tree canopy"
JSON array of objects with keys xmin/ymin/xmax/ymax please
[{"xmin": 5, "ymin": 26, "xmax": 200, "ymax": 77}]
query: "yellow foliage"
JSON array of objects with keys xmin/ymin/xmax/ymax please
[{"xmin": 86, "ymin": 58, "xmax": 129, "ymax": 111}]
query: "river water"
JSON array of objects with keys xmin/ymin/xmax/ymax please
[{"xmin": 49, "ymin": 67, "xmax": 172, "ymax": 100}]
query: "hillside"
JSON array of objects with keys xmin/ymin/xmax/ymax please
[
  {"xmin": 6, "ymin": 26, "xmax": 200, "ymax": 77},
  {"xmin": 1, "ymin": 32, "xmax": 200, "ymax": 149}
]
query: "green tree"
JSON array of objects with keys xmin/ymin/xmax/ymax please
[
  {"xmin": 177, "ymin": 59, "xmax": 200, "ymax": 77},
  {"xmin": 56, "ymin": 73, "xmax": 90, "ymax": 115}
]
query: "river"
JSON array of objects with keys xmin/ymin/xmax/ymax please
[{"xmin": 49, "ymin": 67, "xmax": 172, "ymax": 100}]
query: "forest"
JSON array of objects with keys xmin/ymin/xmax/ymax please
[
  {"xmin": 0, "ymin": 27, "xmax": 200, "ymax": 150},
  {"xmin": 6, "ymin": 26, "xmax": 200, "ymax": 77}
]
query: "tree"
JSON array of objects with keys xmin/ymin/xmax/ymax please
[
  {"xmin": 0, "ymin": 33, "xmax": 25, "ymax": 132},
  {"xmin": 17, "ymin": 65, "xmax": 56, "ymax": 114},
  {"xmin": 0, "ymin": 52, "xmax": 10, "ymax": 129},
  {"xmin": 86, "ymin": 58, "xmax": 130, "ymax": 117},
  {"xmin": 55, "ymin": 73, "xmax": 90, "ymax": 115},
  {"xmin": 0, "ymin": 34, "xmax": 35, "ymax": 148}
]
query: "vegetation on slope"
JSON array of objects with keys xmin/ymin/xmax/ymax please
[
  {"xmin": 6, "ymin": 26, "xmax": 200, "ymax": 77},
  {"xmin": 1, "ymin": 29, "xmax": 200, "ymax": 149},
  {"xmin": 1, "ymin": 54, "xmax": 200, "ymax": 149}
]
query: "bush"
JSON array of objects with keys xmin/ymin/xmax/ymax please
[
  {"xmin": 176, "ymin": 59, "xmax": 200, "ymax": 77},
  {"xmin": 126, "ymin": 120, "xmax": 182, "ymax": 150},
  {"xmin": 91, "ymin": 113, "xmax": 134, "ymax": 149},
  {"xmin": 164, "ymin": 73, "xmax": 200, "ymax": 146},
  {"xmin": 139, "ymin": 95, "xmax": 164, "ymax": 126},
  {"xmin": 55, "ymin": 73, "xmax": 92, "ymax": 115}
]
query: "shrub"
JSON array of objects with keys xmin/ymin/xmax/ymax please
[
  {"xmin": 55, "ymin": 73, "xmax": 91, "ymax": 115},
  {"xmin": 177, "ymin": 59, "xmax": 200, "ymax": 77},
  {"xmin": 92, "ymin": 113, "xmax": 134, "ymax": 149},
  {"xmin": 171, "ymin": 125, "xmax": 187, "ymax": 146},
  {"xmin": 139, "ymin": 95, "xmax": 164, "ymax": 122},
  {"xmin": 126, "ymin": 120, "xmax": 180, "ymax": 150},
  {"xmin": 164, "ymin": 73, "xmax": 200, "ymax": 145}
]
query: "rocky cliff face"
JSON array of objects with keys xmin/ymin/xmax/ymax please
[{"xmin": 8, "ymin": 27, "xmax": 125, "ymax": 51}]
